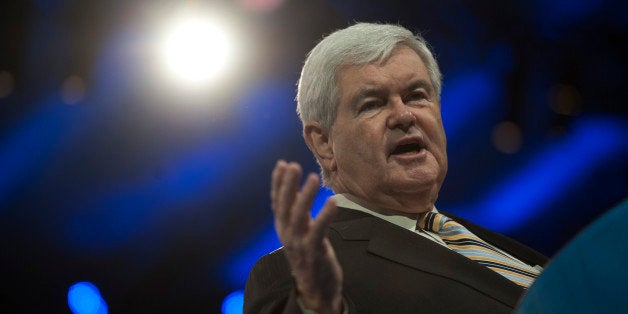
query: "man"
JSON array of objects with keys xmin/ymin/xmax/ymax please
[{"xmin": 244, "ymin": 23, "xmax": 548, "ymax": 314}]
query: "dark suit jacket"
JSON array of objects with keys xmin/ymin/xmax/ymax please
[{"xmin": 244, "ymin": 207, "xmax": 548, "ymax": 313}]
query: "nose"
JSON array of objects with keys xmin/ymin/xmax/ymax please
[{"xmin": 386, "ymin": 98, "xmax": 416, "ymax": 131}]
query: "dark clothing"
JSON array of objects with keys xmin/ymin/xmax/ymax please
[{"xmin": 244, "ymin": 207, "xmax": 548, "ymax": 314}]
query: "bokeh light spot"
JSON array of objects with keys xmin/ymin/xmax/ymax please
[
  {"xmin": 237, "ymin": 0, "xmax": 286, "ymax": 12},
  {"xmin": 159, "ymin": 16, "xmax": 230, "ymax": 87},
  {"xmin": 549, "ymin": 84, "xmax": 582, "ymax": 116},
  {"xmin": 67, "ymin": 281, "xmax": 108, "ymax": 314},
  {"xmin": 222, "ymin": 290, "xmax": 244, "ymax": 314},
  {"xmin": 492, "ymin": 121, "xmax": 523, "ymax": 154}
]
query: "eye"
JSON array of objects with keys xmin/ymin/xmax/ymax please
[
  {"xmin": 358, "ymin": 100, "xmax": 384, "ymax": 113},
  {"xmin": 406, "ymin": 91, "xmax": 428, "ymax": 103}
]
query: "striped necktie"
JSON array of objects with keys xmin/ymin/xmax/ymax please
[{"xmin": 418, "ymin": 212, "xmax": 540, "ymax": 288}]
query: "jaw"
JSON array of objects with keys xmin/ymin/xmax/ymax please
[
  {"xmin": 382, "ymin": 152, "xmax": 444, "ymax": 197},
  {"xmin": 330, "ymin": 146, "xmax": 446, "ymax": 215},
  {"xmin": 334, "ymin": 166, "xmax": 443, "ymax": 216},
  {"xmin": 379, "ymin": 175, "xmax": 441, "ymax": 214}
]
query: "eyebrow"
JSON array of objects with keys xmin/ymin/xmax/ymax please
[
  {"xmin": 347, "ymin": 78, "xmax": 435, "ymax": 109},
  {"xmin": 405, "ymin": 79, "xmax": 434, "ymax": 96}
]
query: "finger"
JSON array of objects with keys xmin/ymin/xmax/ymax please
[
  {"xmin": 270, "ymin": 160, "xmax": 287, "ymax": 211},
  {"xmin": 311, "ymin": 198, "xmax": 338, "ymax": 244},
  {"xmin": 275, "ymin": 162, "xmax": 302, "ymax": 228},
  {"xmin": 290, "ymin": 173, "xmax": 320, "ymax": 235}
]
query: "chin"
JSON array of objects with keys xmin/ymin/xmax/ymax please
[{"xmin": 388, "ymin": 177, "xmax": 439, "ymax": 194}]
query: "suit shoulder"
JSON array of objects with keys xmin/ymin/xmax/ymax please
[
  {"xmin": 244, "ymin": 248, "xmax": 300, "ymax": 313},
  {"xmin": 247, "ymin": 247, "xmax": 292, "ymax": 288}
]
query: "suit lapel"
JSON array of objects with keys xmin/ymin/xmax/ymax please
[{"xmin": 331, "ymin": 207, "xmax": 525, "ymax": 308}]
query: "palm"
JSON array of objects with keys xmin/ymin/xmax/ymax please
[{"xmin": 271, "ymin": 160, "xmax": 343, "ymax": 313}]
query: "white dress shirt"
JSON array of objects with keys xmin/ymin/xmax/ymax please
[
  {"xmin": 333, "ymin": 193, "xmax": 449, "ymax": 247},
  {"xmin": 332, "ymin": 193, "xmax": 537, "ymax": 269}
]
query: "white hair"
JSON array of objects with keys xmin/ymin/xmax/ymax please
[{"xmin": 296, "ymin": 22, "xmax": 442, "ymax": 185}]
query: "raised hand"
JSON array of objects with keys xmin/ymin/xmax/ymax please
[{"xmin": 270, "ymin": 160, "xmax": 343, "ymax": 314}]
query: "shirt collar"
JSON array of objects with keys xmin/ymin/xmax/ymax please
[{"xmin": 332, "ymin": 193, "xmax": 438, "ymax": 232}]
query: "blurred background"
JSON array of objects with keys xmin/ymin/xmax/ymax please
[{"xmin": 1, "ymin": 0, "xmax": 627, "ymax": 313}]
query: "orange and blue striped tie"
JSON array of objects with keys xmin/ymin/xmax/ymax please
[{"xmin": 418, "ymin": 212, "xmax": 540, "ymax": 288}]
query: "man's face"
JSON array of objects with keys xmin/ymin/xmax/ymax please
[{"xmin": 327, "ymin": 45, "xmax": 448, "ymax": 214}]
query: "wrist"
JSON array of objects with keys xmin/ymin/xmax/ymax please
[{"xmin": 298, "ymin": 290, "xmax": 343, "ymax": 314}]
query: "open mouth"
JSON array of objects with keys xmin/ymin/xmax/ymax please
[{"xmin": 391, "ymin": 142, "xmax": 423, "ymax": 155}]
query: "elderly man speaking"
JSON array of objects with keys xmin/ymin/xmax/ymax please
[{"xmin": 244, "ymin": 23, "xmax": 548, "ymax": 314}]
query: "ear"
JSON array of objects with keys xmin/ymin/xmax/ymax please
[{"xmin": 303, "ymin": 121, "xmax": 336, "ymax": 172}]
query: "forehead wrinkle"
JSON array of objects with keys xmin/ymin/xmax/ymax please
[{"xmin": 339, "ymin": 48, "xmax": 432, "ymax": 109}]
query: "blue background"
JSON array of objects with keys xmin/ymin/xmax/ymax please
[{"xmin": 0, "ymin": 0, "xmax": 626, "ymax": 312}]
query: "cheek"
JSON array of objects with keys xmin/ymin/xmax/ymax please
[
  {"xmin": 334, "ymin": 118, "xmax": 387, "ymax": 161},
  {"xmin": 334, "ymin": 129, "xmax": 366, "ymax": 162},
  {"xmin": 421, "ymin": 113, "xmax": 447, "ymax": 154},
  {"xmin": 418, "ymin": 111, "xmax": 443, "ymax": 135},
  {"xmin": 434, "ymin": 123, "xmax": 447, "ymax": 147}
]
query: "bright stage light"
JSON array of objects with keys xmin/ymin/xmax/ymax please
[
  {"xmin": 222, "ymin": 290, "xmax": 244, "ymax": 314},
  {"xmin": 67, "ymin": 282, "xmax": 108, "ymax": 314},
  {"xmin": 159, "ymin": 16, "xmax": 230, "ymax": 87}
]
